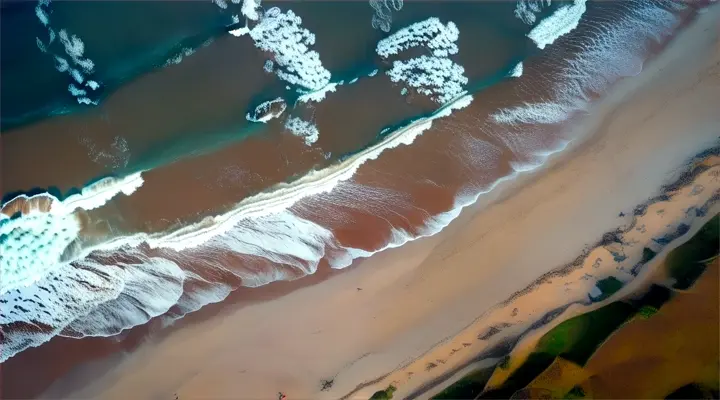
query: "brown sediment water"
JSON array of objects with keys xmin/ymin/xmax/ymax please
[{"xmin": 1, "ymin": 1, "xmax": 714, "ymax": 399}]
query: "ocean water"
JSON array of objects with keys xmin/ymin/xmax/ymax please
[{"xmin": 0, "ymin": 0, "xmax": 700, "ymax": 378}]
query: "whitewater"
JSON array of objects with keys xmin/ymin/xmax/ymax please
[{"xmin": 0, "ymin": 0, "xmax": 689, "ymax": 362}]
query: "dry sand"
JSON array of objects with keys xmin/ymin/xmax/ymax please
[
  {"xmin": 47, "ymin": 4, "xmax": 720, "ymax": 400},
  {"xmin": 478, "ymin": 166, "xmax": 719, "ymax": 397}
]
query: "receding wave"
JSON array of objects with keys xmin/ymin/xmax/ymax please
[{"xmin": 0, "ymin": 0, "xmax": 692, "ymax": 362}]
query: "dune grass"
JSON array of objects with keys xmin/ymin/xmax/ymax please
[
  {"xmin": 369, "ymin": 384, "xmax": 397, "ymax": 400},
  {"xmin": 666, "ymin": 214, "xmax": 719, "ymax": 290},
  {"xmin": 432, "ymin": 366, "xmax": 496, "ymax": 400},
  {"xmin": 434, "ymin": 214, "xmax": 719, "ymax": 399}
]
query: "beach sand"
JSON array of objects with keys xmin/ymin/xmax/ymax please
[{"xmin": 42, "ymin": 4, "xmax": 720, "ymax": 400}]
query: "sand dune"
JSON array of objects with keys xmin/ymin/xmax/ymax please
[{"xmin": 46, "ymin": 4, "xmax": 720, "ymax": 400}]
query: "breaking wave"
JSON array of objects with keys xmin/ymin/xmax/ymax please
[{"xmin": 0, "ymin": 0, "xmax": 692, "ymax": 363}]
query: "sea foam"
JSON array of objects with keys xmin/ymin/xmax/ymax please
[
  {"xmin": 494, "ymin": 0, "xmax": 681, "ymax": 126},
  {"xmin": 246, "ymin": 97, "xmax": 287, "ymax": 123},
  {"xmin": 0, "ymin": 173, "xmax": 144, "ymax": 298},
  {"xmin": 527, "ymin": 0, "xmax": 587, "ymax": 50},
  {"xmin": 248, "ymin": 7, "xmax": 331, "ymax": 92},
  {"xmin": 34, "ymin": 0, "xmax": 101, "ymax": 104},
  {"xmin": 284, "ymin": 116, "xmax": 320, "ymax": 145},
  {"xmin": 1, "ymin": 0, "xmax": 690, "ymax": 364},
  {"xmin": 370, "ymin": 0, "xmax": 404, "ymax": 32},
  {"xmin": 377, "ymin": 18, "xmax": 468, "ymax": 104}
]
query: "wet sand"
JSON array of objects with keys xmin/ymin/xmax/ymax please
[{"xmin": 28, "ymin": 4, "xmax": 720, "ymax": 400}]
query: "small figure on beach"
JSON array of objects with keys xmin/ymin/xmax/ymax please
[{"xmin": 278, "ymin": 392, "xmax": 287, "ymax": 400}]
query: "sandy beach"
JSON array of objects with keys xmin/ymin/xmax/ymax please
[{"xmin": 38, "ymin": 4, "xmax": 720, "ymax": 400}]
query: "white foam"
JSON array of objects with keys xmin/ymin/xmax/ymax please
[
  {"xmin": 35, "ymin": 0, "xmax": 101, "ymax": 102},
  {"xmin": 491, "ymin": 101, "xmax": 576, "ymax": 125},
  {"xmin": 58, "ymin": 29, "xmax": 95, "ymax": 73},
  {"xmin": 0, "ymin": 211, "xmax": 81, "ymax": 295},
  {"xmin": 80, "ymin": 135, "xmax": 130, "ymax": 169},
  {"xmin": 296, "ymin": 81, "xmax": 342, "ymax": 104},
  {"xmin": 35, "ymin": 3, "xmax": 49, "ymax": 25},
  {"xmin": 378, "ymin": 17, "xmax": 467, "ymax": 104},
  {"xmin": 229, "ymin": 24, "xmax": 250, "ymax": 37},
  {"xmin": 0, "ymin": 260, "xmax": 124, "ymax": 362},
  {"xmin": 387, "ymin": 56, "xmax": 468, "ymax": 104},
  {"xmin": 510, "ymin": 61, "xmax": 523, "ymax": 77},
  {"xmin": 36, "ymin": 37, "xmax": 47, "ymax": 53},
  {"xmin": 86, "ymin": 80, "xmax": 100, "ymax": 90},
  {"xmin": 68, "ymin": 83, "xmax": 86, "ymax": 97},
  {"xmin": 206, "ymin": 209, "xmax": 336, "ymax": 276},
  {"xmin": 241, "ymin": 0, "xmax": 261, "ymax": 21},
  {"xmin": 164, "ymin": 47, "xmax": 197, "ymax": 67},
  {"xmin": 144, "ymin": 107, "xmax": 456, "ymax": 252},
  {"xmin": 76, "ymin": 97, "xmax": 96, "ymax": 105},
  {"xmin": 263, "ymin": 59, "xmax": 274, "ymax": 72},
  {"xmin": 54, "ymin": 56, "xmax": 69, "ymax": 72},
  {"xmin": 370, "ymin": 0, "xmax": 404, "ymax": 32},
  {"xmin": 160, "ymin": 274, "xmax": 232, "ymax": 326},
  {"xmin": 284, "ymin": 116, "xmax": 320, "ymax": 145},
  {"xmin": 376, "ymin": 18, "xmax": 459, "ymax": 58},
  {"xmin": 527, "ymin": 0, "xmax": 587, "ymax": 49},
  {"xmin": 248, "ymin": 7, "xmax": 331, "ymax": 91},
  {"xmin": 495, "ymin": 0, "xmax": 681, "ymax": 127},
  {"xmin": 62, "ymin": 252, "xmax": 185, "ymax": 337},
  {"xmin": 70, "ymin": 69, "xmax": 84, "ymax": 84},
  {"xmin": 515, "ymin": 0, "xmax": 551, "ymax": 25},
  {"xmin": 3, "ymin": 0, "xmax": 687, "ymax": 363},
  {"xmin": 52, "ymin": 172, "xmax": 145, "ymax": 214},
  {"xmin": 246, "ymin": 97, "xmax": 287, "ymax": 123},
  {"xmin": 0, "ymin": 172, "xmax": 145, "ymax": 296}
]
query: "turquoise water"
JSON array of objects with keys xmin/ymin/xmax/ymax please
[{"xmin": 1, "ymin": 2, "xmax": 699, "ymax": 396}]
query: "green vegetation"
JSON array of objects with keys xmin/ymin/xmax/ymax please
[
  {"xmin": 641, "ymin": 247, "xmax": 657, "ymax": 264},
  {"xmin": 498, "ymin": 356, "xmax": 511, "ymax": 370},
  {"xmin": 565, "ymin": 385, "xmax": 586, "ymax": 399},
  {"xmin": 370, "ymin": 385, "xmax": 397, "ymax": 400},
  {"xmin": 637, "ymin": 305, "xmax": 658, "ymax": 319},
  {"xmin": 480, "ymin": 302, "xmax": 635, "ymax": 399},
  {"xmin": 432, "ymin": 366, "xmax": 495, "ymax": 400},
  {"xmin": 592, "ymin": 276, "xmax": 624, "ymax": 301},
  {"xmin": 536, "ymin": 302, "xmax": 635, "ymax": 365},
  {"xmin": 632, "ymin": 284, "xmax": 672, "ymax": 309},
  {"xmin": 442, "ymin": 214, "xmax": 719, "ymax": 400},
  {"xmin": 666, "ymin": 214, "xmax": 719, "ymax": 290}
]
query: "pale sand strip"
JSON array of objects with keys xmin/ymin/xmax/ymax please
[
  {"xmin": 450, "ymin": 163, "xmax": 719, "ymax": 398},
  {"xmin": 52, "ymin": 5, "xmax": 720, "ymax": 400}
]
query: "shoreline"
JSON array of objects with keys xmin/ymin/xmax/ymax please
[
  {"xmin": 351, "ymin": 5, "xmax": 720, "ymax": 397},
  {"xmin": 31, "ymin": 3, "xmax": 720, "ymax": 396},
  {"xmin": 417, "ymin": 160, "xmax": 719, "ymax": 400}
]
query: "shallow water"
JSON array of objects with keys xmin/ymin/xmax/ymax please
[{"xmin": 0, "ymin": 0, "xmax": 702, "ymax": 390}]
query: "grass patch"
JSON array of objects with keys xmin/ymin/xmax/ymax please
[
  {"xmin": 641, "ymin": 247, "xmax": 657, "ymax": 264},
  {"xmin": 637, "ymin": 305, "xmax": 658, "ymax": 319},
  {"xmin": 565, "ymin": 385, "xmax": 586, "ymax": 399},
  {"xmin": 666, "ymin": 214, "xmax": 719, "ymax": 290},
  {"xmin": 480, "ymin": 302, "xmax": 635, "ymax": 399},
  {"xmin": 432, "ymin": 366, "xmax": 495, "ymax": 400},
  {"xmin": 536, "ymin": 301, "xmax": 635, "ymax": 365},
  {"xmin": 370, "ymin": 384, "xmax": 397, "ymax": 400},
  {"xmin": 591, "ymin": 276, "xmax": 624, "ymax": 302}
]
